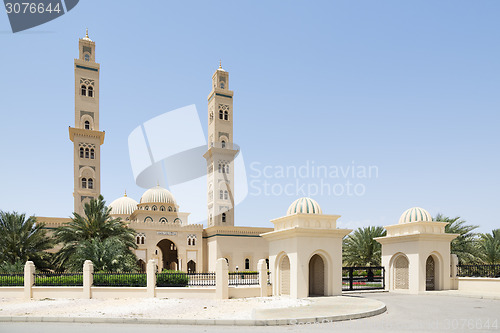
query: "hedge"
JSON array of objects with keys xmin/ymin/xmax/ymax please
[{"xmin": 0, "ymin": 274, "xmax": 24, "ymax": 286}]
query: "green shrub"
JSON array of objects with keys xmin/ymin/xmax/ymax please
[
  {"xmin": 156, "ymin": 272, "xmax": 189, "ymax": 287},
  {"xmin": 93, "ymin": 273, "xmax": 146, "ymax": 287},
  {"xmin": 0, "ymin": 274, "xmax": 24, "ymax": 286},
  {"xmin": 35, "ymin": 274, "xmax": 83, "ymax": 286}
]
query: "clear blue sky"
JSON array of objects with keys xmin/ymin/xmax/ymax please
[{"xmin": 1, "ymin": 1, "xmax": 499, "ymax": 232}]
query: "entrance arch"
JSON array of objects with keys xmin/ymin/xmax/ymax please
[
  {"xmin": 156, "ymin": 239, "xmax": 178, "ymax": 271},
  {"xmin": 393, "ymin": 254, "xmax": 409, "ymax": 290},
  {"xmin": 308, "ymin": 254, "xmax": 325, "ymax": 296},
  {"xmin": 187, "ymin": 260, "xmax": 196, "ymax": 273},
  {"xmin": 279, "ymin": 255, "xmax": 290, "ymax": 296},
  {"xmin": 426, "ymin": 255, "xmax": 436, "ymax": 290}
]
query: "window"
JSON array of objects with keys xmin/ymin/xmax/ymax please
[
  {"xmin": 145, "ymin": 206, "xmax": 149, "ymax": 210},
  {"xmin": 159, "ymin": 217, "xmax": 167, "ymax": 223},
  {"xmin": 79, "ymin": 147, "xmax": 84, "ymax": 158},
  {"xmin": 152, "ymin": 205, "xmax": 157, "ymax": 211},
  {"xmin": 192, "ymin": 238, "xmax": 196, "ymax": 246},
  {"xmin": 220, "ymin": 82, "xmax": 225, "ymax": 89},
  {"xmin": 90, "ymin": 148, "xmax": 95, "ymax": 159},
  {"xmin": 84, "ymin": 121, "xmax": 90, "ymax": 130},
  {"xmin": 222, "ymin": 212, "xmax": 226, "ymax": 223},
  {"xmin": 226, "ymin": 164, "xmax": 230, "ymax": 174},
  {"xmin": 188, "ymin": 239, "xmax": 191, "ymax": 246},
  {"xmin": 84, "ymin": 54, "xmax": 90, "ymax": 62},
  {"xmin": 219, "ymin": 110, "xmax": 223, "ymax": 119},
  {"xmin": 266, "ymin": 259, "xmax": 269, "ymax": 269},
  {"xmin": 220, "ymin": 190, "xmax": 223, "ymax": 200},
  {"xmin": 81, "ymin": 178, "xmax": 87, "ymax": 188},
  {"xmin": 224, "ymin": 111, "xmax": 228, "ymax": 121},
  {"xmin": 81, "ymin": 85, "xmax": 87, "ymax": 96},
  {"xmin": 224, "ymin": 190, "xmax": 229, "ymax": 200},
  {"xmin": 85, "ymin": 148, "xmax": 89, "ymax": 159},
  {"xmin": 245, "ymin": 258, "xmax": 250, "ymax": 270},
  {"xmin": 168, "ymin": 206, "xmax": 172, "ymax": 212},
  {"xmin": 160, "ymin": 206, "xmax": 165, "ymax": 211},
  {"xmin": 141, "ymin": 237, "xmax": 145, "ymax": 245},
  {"xmin": 88, "ymin": 86, "xmax": 93, "ymax": 98},
  {"xmin": 136, "ymin": 236, "xmax": 140, "ymax": 244},
  {"xmin": 218, "ymin": 164, "xmax": 222, "ymax": 173},
  {"xmin": 221, "ymin": 140, "xmax": 226, "ymax": 148},
  {"xmin": 88, "ymin": 178, "xmax": 94, "ymax": 189}
]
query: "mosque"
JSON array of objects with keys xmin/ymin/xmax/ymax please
[{"xmin": 38, "ymin": 32, "xmax": 457, "ymax": 297}]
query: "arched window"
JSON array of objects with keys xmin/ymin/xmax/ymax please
[
  {"xmin": 160, "ymin": 206, "xmax": 165, "ymax": 211},
  {"xmin": 188, "ymin": 239, "xmax": 191, "ymax": 246},
  {"xmin": 218, "ymin": 164, "xmax": 222, "ymax": 173},
  {"xmin": 84, "ymin": 54, "xmax": 90, "ymax": 62},
  {"xmin": 85, "ymin": 148, "xmax": 89, "ymax": 159},
  {"xmin": 88, "ymin": 178, "xmax": 94, "ymax": 189},
  {"xmin": 81, "ymin": 178, "xmax": 87, "ymax": 188},
  {"xmin": 219, "ymin": 190, "xmax": 223, "ymax": 200},
  {"xmin": 245, "ymin": 258, "xmax": 250, "ymax": 270},
  {"xmin": 192, "ymin": 238, "xmax": 196, "ymax": 246},
  {"xmin": 168, "ymin": 206, "xmax": 172, "ymax": 212},
  {"xmin": 222, "ymin": 213, "xmax": 226, "ymax": 223},
  {"xmin": 266, "ymin": 259, "xmax": 269, "ymax": 269},
  {"xmin": 84, "ymin": 121, "xmax": 90, "ymax": 130},
  {"xmin": 226, "ymin": 164, "xmax": 230, "ymax": 174},
  {"xmin": 136, "ymin": 236, "xmax": 140, "ymax": 244},
  {"xmin": 220, "ymin": 82, "xmax": 225, "ymax": 89},
  {"xmin": 219, "ymin": 110, "xmax": 223, "ymax": 119},
  {"xmin": 224, "ymin": 190, "xmax": 229, "ymax": 200},
  {"xmin": 152, "ymin": 205, "xmax": 157, "ymax": 211},
  {"xmin": 221, "ymin": 140, "xmax": 226, "ymax": 148},
  {"xmin": 159, "ymin": 217, "xmax": 167, "ymax": 223},
  {"xmin": 87, "ymin": 86, "xmax": 94, "ymax": 98},
  {"xmin": 90, "ymin": 148, "xmax": 95, "ymax": 159},
  {"xmin": 141, "ymin": 237, "xmax": 145, "ymax": 245},
  {"xmin": 81, "ymin": 85, "xmax": 87, "ymax": 96},
  {"xmin": 79, "ymin": 147, "xmax": 84, "ymax": 158},
  {"xmin": 224, "ymin": 111, "xmax": 228, "ymax": 121},
  {"xmin": 145, "ymin": 206, "xmax": 149, "ymax": 210}
]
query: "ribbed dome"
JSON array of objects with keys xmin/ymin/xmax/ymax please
[
  {"xmin": 287, "ymin": 197, "xmax": 322, "ymax": 216},
  {"xmin": 109, "ymin": 194, "xmax": 138, "ymax": 216},
  {"xmin": 140, "ymin": 185, "xmax": 176, "ymax": 205},
  {"xmin": 399, "ymin": 207, "xmax": 433, "ymax": 224}
]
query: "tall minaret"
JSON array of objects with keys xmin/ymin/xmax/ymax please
[
  {"xmin": 204, "ymin": 62, "xmax": 238, "ymax": 226},
  {"xmin": 69, "ymin": 30, "xmax": 105, "ymax": 216}
]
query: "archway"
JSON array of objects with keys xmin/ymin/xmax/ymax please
[
  {"xmin": 137, "ymin": 259, "xmax": 146, "ymax": 272},
  {"xmin": 394, "ymin": 255, "xmax": 409, "ymax": 290},
  {"xmin": 279, "ymin": 255, "xmax": 290, "ymax": 296},
  {"xmin": 187, "ymin": 260, "xmax": 196, "ymax": 273},
  {"xmin": 308, "ymin": 254, "xmax": 325, "ymax": 296},
  {"xmin": 426, "ymin": 256, "xmax": 436, "ymax": 291},
  {"xmin": 156, "ymin": 239, "xmax": 178, "ymax": 271}
]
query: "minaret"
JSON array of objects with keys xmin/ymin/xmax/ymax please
[
  {"xmin": 69, "ymin": 29, "xmax": 105, "ymax": 216},
  {"xmin": 204, "ymin": 62, "xmax": 238, "ymax": 226}
]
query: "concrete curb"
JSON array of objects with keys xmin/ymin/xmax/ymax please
[{"xmin": 0, "ymin": 304, "xmax": 386, "ymax": 326}]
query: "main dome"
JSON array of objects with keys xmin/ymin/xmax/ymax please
[
  {"xmin": 399, "ymin": 207, "xmax": 433, "ymax": 224},
  {"xmin": 109, "ymin": 194, "xmax": 138, "ymax": 215},
  {"xmin": 140, "ymin": 185, "xmax": 176, "ymax": 205},
  {"xmin": 287, "ymin": 197, "xmax": 322, "ymax": 216}
]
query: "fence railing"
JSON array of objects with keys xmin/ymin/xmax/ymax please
[
  {"xmin": 457, "ymin": 264, "xmax": 500, "ymax": 278},
  {"xmin": 187, "ymin": 272, "xmax": 216, "ymax": 287},
  {"xmin": 229, "ymin": 272, "xmax": 259, "ymax": 286},
  {"xmin": 35, "ymin": 272, "xmax": 83, "ymax": 286},
  {"xmin": 0, "ymin": 273, "xmax": 24, "ymax": 286},
  {"xmin": 342, "ymin": 267, "xmax": 385, "ymax": 291},
  {"xmin": 93, "ymin": 272, "xmax": 146, "ymax": 287}
]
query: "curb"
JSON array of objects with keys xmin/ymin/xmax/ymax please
[{"xmin": 0, "ymin": 305, "xmax": 386, "ymax": 326}]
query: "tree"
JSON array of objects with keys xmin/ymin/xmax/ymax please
[
  {"xmin": 435, "ymin": 214, "xmax": 481, "ymax": 264},
  {"xmin": 65, "ymin": 238, "xmax": 139, "ymax": 272},
  {"xmin": 0, "ymin": 211, "xmax": 54, "ymax": 270},
  {"xmin": 480, "ymin": 229, "xmax": 500, "ymax": 264},
  {"xmin": 343, "ymin": 226, "xmax": 386, "ymax": 266},
  {"xmin": 53, "ymin": 195, "xmax": 137, "ymax": 271}
]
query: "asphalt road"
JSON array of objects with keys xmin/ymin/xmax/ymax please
[{"xmin": 1, "ymin": 292, "xmax": 499, "ymax": 333}]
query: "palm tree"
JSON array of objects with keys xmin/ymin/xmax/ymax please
[
  {"xmin": 435, "ymin": 214, "xmax": 481, "ymax": 264},
  {"xmin": 65, "ymin": 238, "xmax": 139, "ymax": 272},
  {"xmin": 343, "ymin": 226, "xmax": 386, "ymax": 266},
  {"xmin": 479, "ymin": 229, "xmax": 500, "ymax": 264},
  {"xmin": 53, "ymin": 195, "xmax": 137, "ymax": 271},
  {"xmin": 0, "ymin": 211, "xmax": 54, "ymax": 270}
]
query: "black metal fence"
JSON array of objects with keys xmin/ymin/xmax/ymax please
[
  {"xmin": 229, "ymin": 272, "xmax": 259, "ymax": 286},
  {"xmin": 186, "ymin": 272, "xmax": 216, "ymax": 287},
  {"xmin": 35, "ymin": 272, "xmax": 83, "ymax": 286},
  {"xmin": 457, "ymin": 264, "xmax": 500, "ymax": 278},
  {"xmin": 93, "ymin": 272, "xmax": 146, "ymax": 287},
  {"xmin": 342, "ymin": 267, "xmax": 385, "ymax": 291},
  {"xmin": 0, "ymin": 273, "xmax": 24, "ymax": 286}
]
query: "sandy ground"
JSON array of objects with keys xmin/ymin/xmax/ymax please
[{"xmin": 0, "ymin": 297, "xmax": 312, "ymax": 320}]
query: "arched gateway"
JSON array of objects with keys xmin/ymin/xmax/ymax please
[
  {"xmin": 309, "ymin": 254, "xmax": 325, "ymax": 296},
  {"xmin": 156, "ymin": 239, "xmax": 178, "ymax": 271}
]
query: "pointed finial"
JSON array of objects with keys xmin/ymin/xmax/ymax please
[
  {"xmin": 219, "ymin": 59, "xmax": 222, "ymax": 69},
  {"xmin": 157, "ymin": 180, "xmax": 160, "ymax": 186},
  {"xmin": 85, "ymin": 28, "xmax": 89, "ymax": 38},
  {"xmin": 124, "ymin": 190, "xmax": 127, "ymax": 197}
]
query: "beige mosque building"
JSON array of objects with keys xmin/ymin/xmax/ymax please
[{"xmin": 38, "ymin": 32, "xmax": 462, "ymax": 298}]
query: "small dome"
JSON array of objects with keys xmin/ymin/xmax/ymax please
[
  {"xmin": 399, "ymin": 207, "xmax": 433, "ymax": 224},
  {"xmin": 140, "ymin": 185, "xmax": 176, "ymax": 205},
  {"xmin": 287, "ymin": 197, "xmax": 322, "ymax": 216},
  {"xmin": 109, "ymin": 194, "xmax": 138, "ymax": 216}
]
